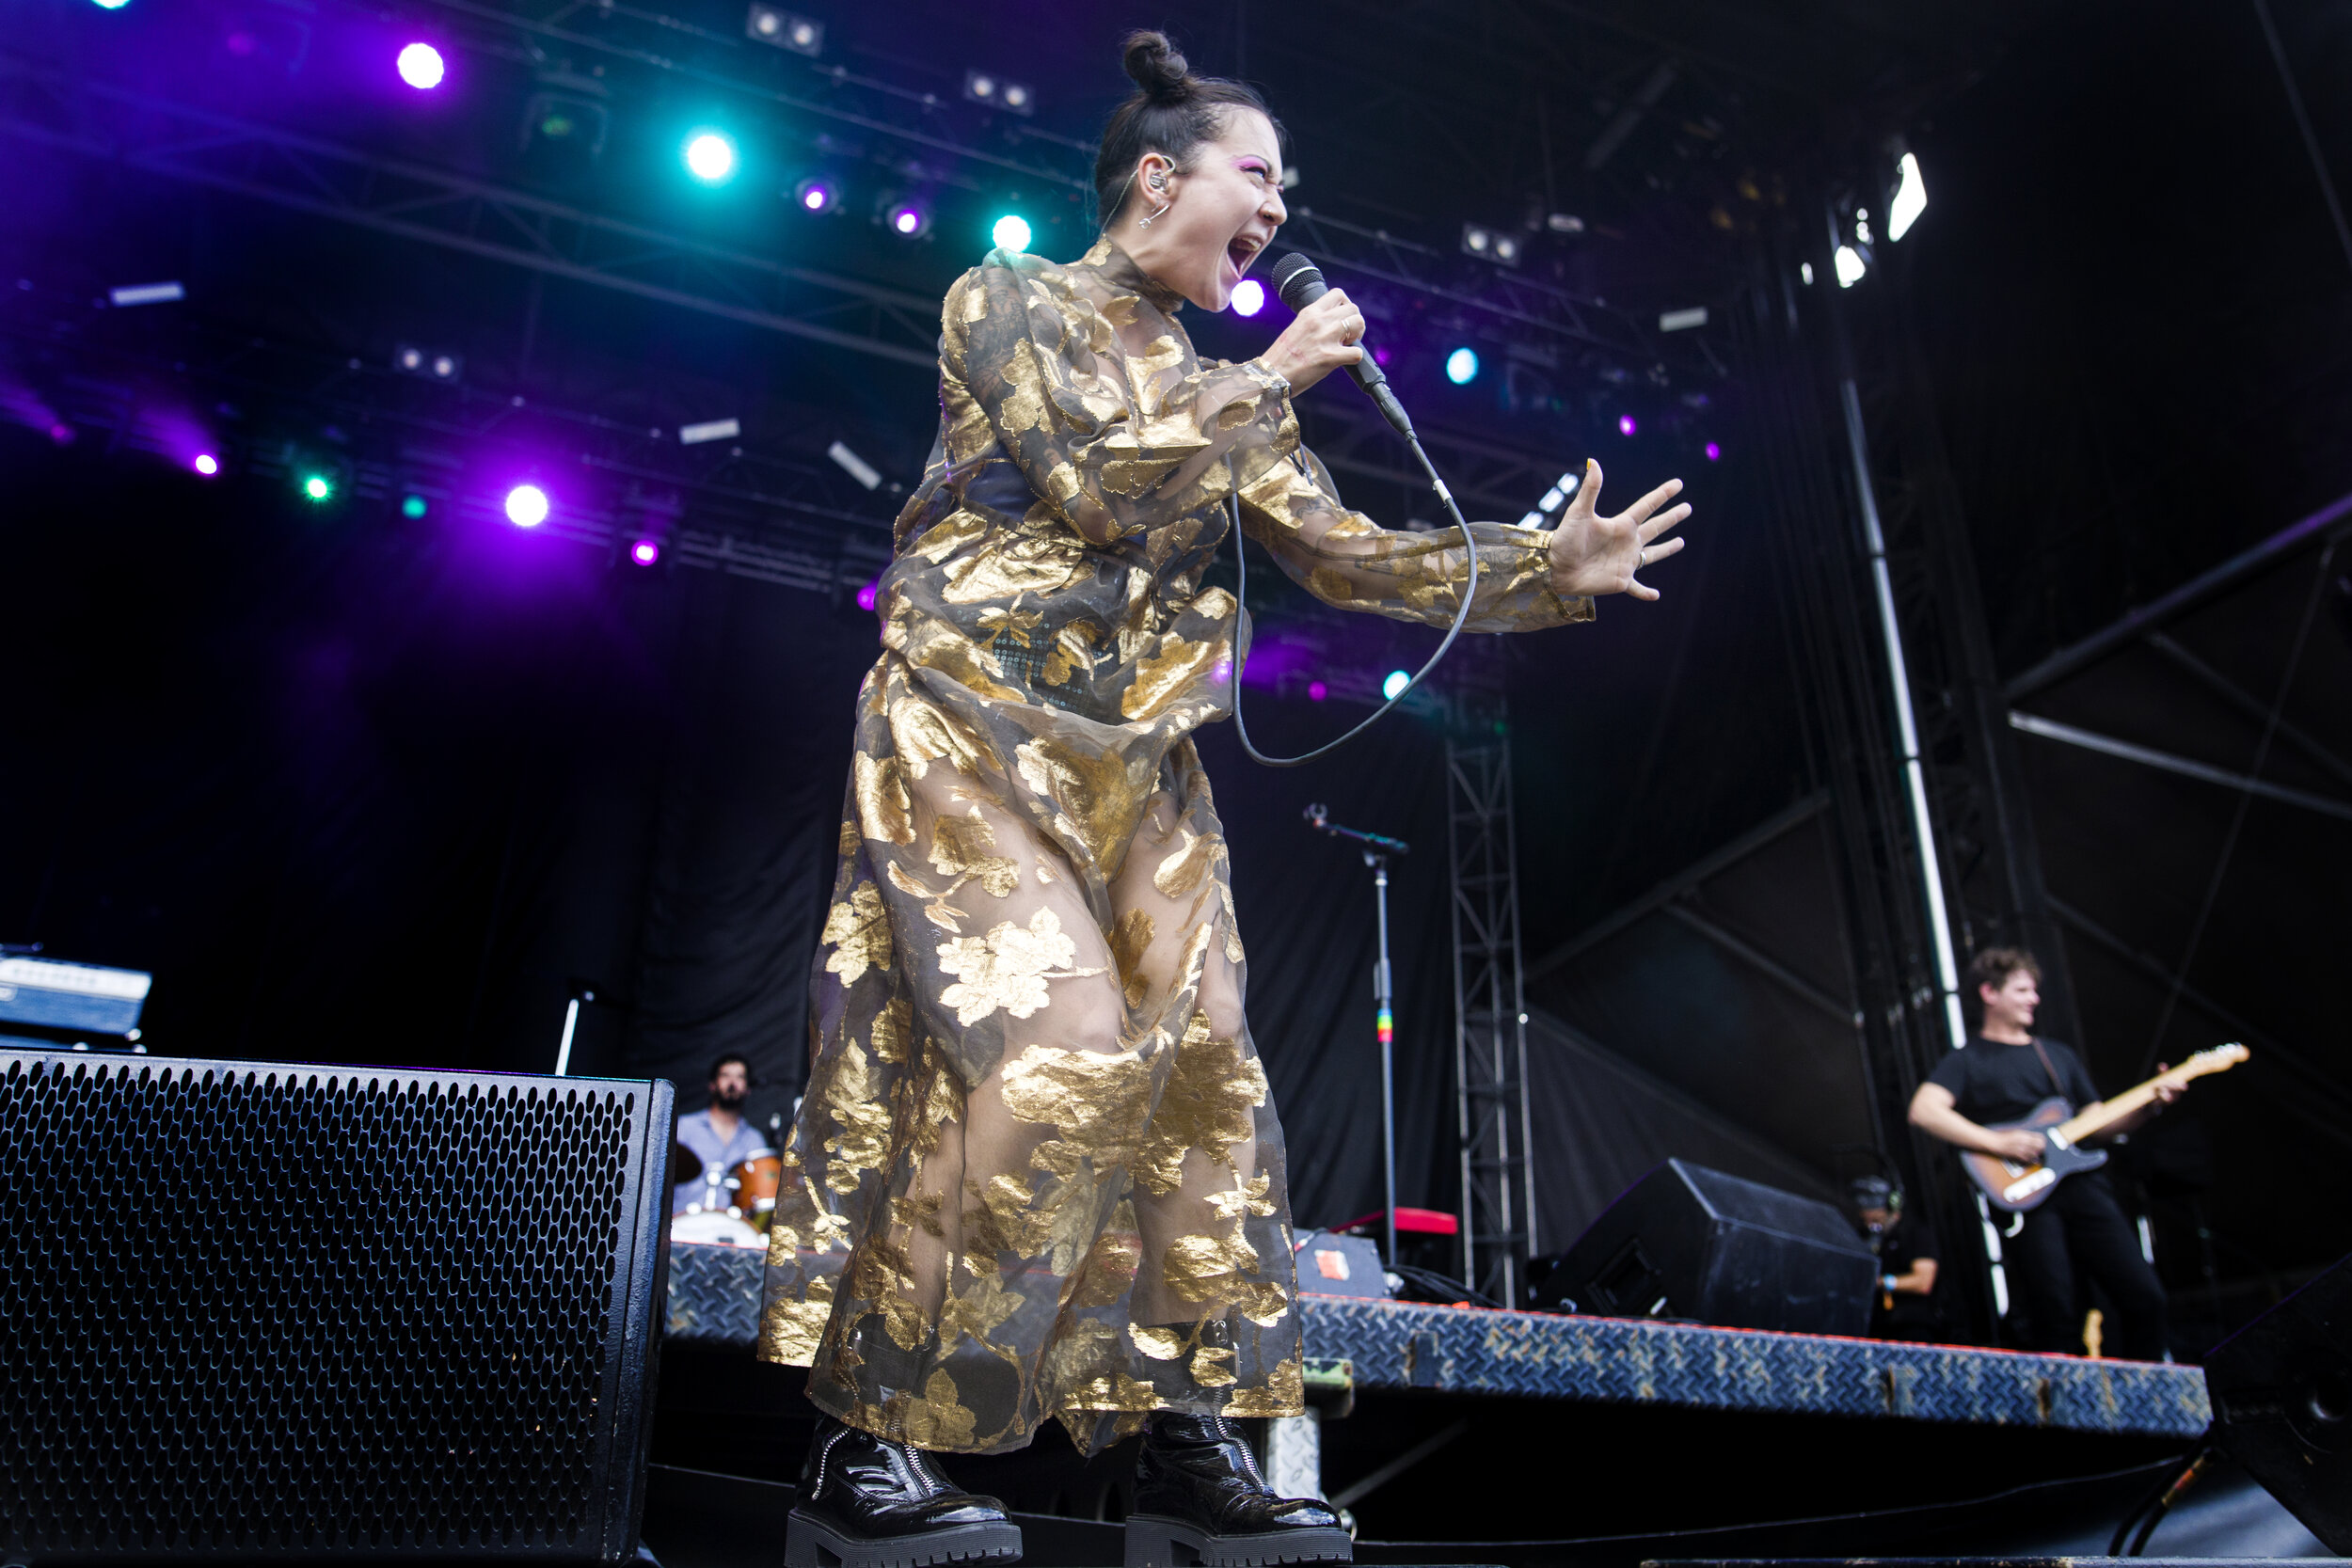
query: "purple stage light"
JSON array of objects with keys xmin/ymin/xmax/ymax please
[
  {"xmin": 1705, "ymin": 440, "xmax": 1722, "ymax": 462},
  {"xmin": 629, "ymin": 538, "xmax": 660, "ymax": 567},
  {"xmin": 799, "ymin": 180, "xmax": 835, "ymax": 213},
  {"xmin": 1308, "ymin": 679, "xmax": 1328, "ymax": 702},
  {"xmin": 48, "ymin": 422, "xmax": 73, "ymax": 445},
  {"xmin": 856, "ymin": 580, "xmax": 881, "ymax": 611},
  {"xmin": 889, "ymin": 204, "xmax": 925, "ymax": 236},
  {"xmin": 1617, "ymin": 413, "xmax": 1638, "ymax": 436},
  {"xmin": 504, "ymin": 483, "xmax": 549, "ymax": 528},
  {"xmin": 397, "ymin": 42, "xmax": 445, "ymax": 90},
  {"xmin": 1373, "ymin": 345, "xmax": 1393, "ymax": 368},
  {"xmin": 193, "ymin": 453, "xmax": 219, "ymax": 476},
  {"xmin": 1230, "ymin": 278, "xmax": 1265, "ymax": 317}
]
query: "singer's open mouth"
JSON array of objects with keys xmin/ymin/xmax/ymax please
[{"xmin": 1227, "ymin": 235, "xmax": 1263, "ymax": 274}]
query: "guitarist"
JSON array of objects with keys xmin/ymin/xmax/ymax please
[{"xmin": 1907, "ymin": 948, "xmax": 2178, "ymax": 1359}]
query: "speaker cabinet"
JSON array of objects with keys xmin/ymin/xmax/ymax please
[
  {"xmin": 1525, "ymin": 1158, "xmax": 1876, "ymax": 1336},
  {"xmin": 2206, "ymin": 1250, "xmax": 2352, "ymax": 1553},
  {"xmin": 0, "ymin": 1050, "xmax": 675, "ymax": 1562}
]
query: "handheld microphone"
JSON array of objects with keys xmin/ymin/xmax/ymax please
[{"xmin": 1266, "ymin": 252, "xmax": 1414, "ymax": 438}]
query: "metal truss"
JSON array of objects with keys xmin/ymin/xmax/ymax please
[
  {"xmin": 0, "ymin": 55, "xmax": 945, "ymax": 369},
  {"xmin": 1448, "ymin": 737, "xmax": 1535, "ymax": 1304},
  {"xmin": 1282, "ymin": 208, "xmax": 1672, "ymax": 368}
]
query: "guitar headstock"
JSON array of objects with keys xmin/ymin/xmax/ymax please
[{"xmin": 2177, "ymin": 1042, "xmax": 2249, "ymax": 1079}]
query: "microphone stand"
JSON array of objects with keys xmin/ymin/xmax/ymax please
[{"xmin": 1303, "ymin": 804, "xmax": 1410, "ymax": 1271}]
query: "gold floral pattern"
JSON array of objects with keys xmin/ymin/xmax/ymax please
[{"xmin": 759, "ymin": 236, "xmax": 1593, "ymax": 1458}]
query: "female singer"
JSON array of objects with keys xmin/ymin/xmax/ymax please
[{"xmin": 759, "ymin": 31, "xmax": 1690, "ymax": 1568}]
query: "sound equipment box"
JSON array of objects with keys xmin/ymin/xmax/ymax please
[
  {"xmin": 2204, "ymin": 1248, "xmax": 2352, "ymax": 1553},
  {"xmin": 1524, "ymin": 1158, "xmax": 1876, "ymax": 1336},
  {"xmin": 0, "ymin": 1048, "xmax": 675, "ymax": 1563}
]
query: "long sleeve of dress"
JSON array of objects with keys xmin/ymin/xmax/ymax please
[{"xmin": 1233, "ymin": 435, "xmax": 1594, "ymax": 636}]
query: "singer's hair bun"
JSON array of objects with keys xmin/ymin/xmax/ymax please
[{"xmin": 1121, "ymin": 30, "xmax": 1193, "ymax": 103}]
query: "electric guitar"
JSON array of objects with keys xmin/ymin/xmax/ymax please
[{"xmin": 1958, "ymin": 1043, "xmax": 2249, "ymax": 1212}]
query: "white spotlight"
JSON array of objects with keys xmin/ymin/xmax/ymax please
[
  {"xmin": 1834, "ymin": 245, "xmax": 1867, "ymax": 288},
  {"xmin": 1888, "ymin": 151, "xmax": 1927, "ymax": 241}
]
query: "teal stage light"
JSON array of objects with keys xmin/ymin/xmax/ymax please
[
  {"xmin": 302, "ymin": 474, "xmax": 334, "ymax": 502},
  {"xmin": 991, "ymin": 214, "xmax": 1032, "ymax": 253},
  {"xmin": 1445, "ymin": 347, "xmax": 1479, "ymax": 385},
  {"xmin": 683, "ymin": 131, "xmax": 738, "ymax": 184},
  {"xmin": 402, "ymin": 495, "xmax": 429, "ymax": 518},
  {"xmin": 1382, "ymin": 669, "xmax": 1411, "ymax": 700}
]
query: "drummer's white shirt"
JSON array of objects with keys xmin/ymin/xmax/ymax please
[{"xmin": 673, "ymin": 1107, "xmax": 772, "ymax": 1214}]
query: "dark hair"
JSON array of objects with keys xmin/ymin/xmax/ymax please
[
  {"xmin": 1092, "ymin": 31, "xmax": 1283, "ymax": 230},
  {"xmin": 1967, "ymin": 946, "xmax": 2042, "ymax": 1003},
  {"xmin": 708, "ymin": 1052, "xmax": 752, "ymax": 1083}
]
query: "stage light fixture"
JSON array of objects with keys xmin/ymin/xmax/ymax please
[
  {"xmin": 1546, "ymin": 213, "xmax": 1586, "ymax": 233},
  {"xmin": 505, "ymin": 483, "xmax": 549, "ymax": 528},
  {"xmin": 963, "ymin": 71, "xmax": 1034, "ymax": 116},
  {"xmin": 1800, "ymin": 261, "xmax": 1816, "ymax": 285},
  {"xmin": 91, "ymin": 0, "xmax": 130, "ymax": 10},
  {"xmin": 882, "ymin": 198, "xmax": 930, "ymax": 238},
  {"xmin": 302, "ymin": 474, "xmax": 334, "ymax": 502},
  {"xmin": 684, "ymin": 131, "xmax": 738, "ymax": 184},
  {"xmin": 991, "ymin": 214, "xmax": 1032, "ymax": 253},
  {"xmin": 1383, "ymin": 670, "xmax": 1411, "ymax": 701},
  {"xmin": 1705, "ymin": 441, "xmax": 1722, "ymax": 461},
  {"xmin": 628, "ymin": 538, "xmax": 661, "ymax": 567},
  {"xmin": 1460, "ymin": 223, "xmax": 1493, "ymax": 259},
  {"xmin": 855, "ymin": 579, "xmax": 881, "ymax": 611},
  {"xmin": 745, "ymin": 4, "xmax": 822, "ymax": 54},
  {"xmin": 192, "ymin": 453, "xmax": 219, "ymax": 476},
  {"xmin": 1834, "ymin": 244, "xmax": 1867, "ymax": 287},
  {"xmin": 402, "ymin": 495, "xmax": 429, "ymax": 518},
  {"xmin": 1308, "ymin": 680, "xmax": 1328, "ymax": 702},
  {"xmin": 1854, "ymin": 207, "xmax": 1874, "ymax": 245},
  {"xmin": 794, "ymin": 177, "xmax": 840, "ymax": 214},
  {"xmin": 1445, "ymin": 347, "xmax": 1480, "ymax": 385},
  {"xmin": 1618, "ymin": 413, "xmax": 1638, "ymax": 436},
  {"xmin": 1230, "ymin": 278, "xmax": 1265, "ymax": 317},
  {"xmin": 522, "ymin": 91, "xmax": 610, "ymax": 173},
  {"xmin": 394, "ymin": 344, "xmax": 462, "ymax": 383},
  {"xmin": 1888, "ymin": 152, "xmax": 1927, "ymax": 241},
  {"xmin": 396, "ymin": 42, "xmax": 444, "ymax": 90},
  {"xmin": 828, "ymin": 440, "xmax": 882, "ymax": 490}
]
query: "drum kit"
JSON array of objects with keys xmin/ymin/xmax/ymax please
[{"xmin": 667, "ymin": 1140, "xmax": 783, "ymax": 1249}]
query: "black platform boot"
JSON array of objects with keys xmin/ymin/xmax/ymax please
[
  {"xmin": 785, "ymin": 1415, "xmax": 1022, "ymax": 1568},
  {"xmin": 1124, "ymin": 1412, "xmax": 1352, "ymax": 1568}
]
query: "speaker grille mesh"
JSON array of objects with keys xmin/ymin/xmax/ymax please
[{"xmin": 0, "ymin": 1054, "xmax": 650, "ymax": 1559}]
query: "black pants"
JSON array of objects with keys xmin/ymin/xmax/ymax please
[{"xmin": 2007, "ymin": 1174, "xmax": 2168, "ymax": 1360}]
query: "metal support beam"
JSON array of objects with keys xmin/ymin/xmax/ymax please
[
  {"xmin": 2005, "ymin": 485, "xmax": 2352, "ymax": 700},
  {"xmin": 2146, "ymin": 633, "xmax": 2352, "ymax": 791},
  {"xmin": 2008, "ymin": 712, "xmax": 2352, "ymax": 824},
  {"xmin": 1448, "ymin": 739, "xmax": 1534, "ymax": 1305}
]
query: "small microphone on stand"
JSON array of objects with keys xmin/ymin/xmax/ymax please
[{"xmin": 1267, "ymin": 253, "xmax": 1414, "ymax": 439}]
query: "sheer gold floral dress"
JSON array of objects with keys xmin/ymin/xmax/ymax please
[{"xmin": 757, "ymin": 237, "xmax": 1591, "ymax": 1457}]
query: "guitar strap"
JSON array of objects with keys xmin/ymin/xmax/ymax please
[{"xmin": 2029, "ymin": 1037, "xmax": 2068, "ymax": 1102}]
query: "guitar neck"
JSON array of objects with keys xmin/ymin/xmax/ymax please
[{"xmin": 2055, "ymin": 1049, "xmax": 2241, "ymax": 1143}]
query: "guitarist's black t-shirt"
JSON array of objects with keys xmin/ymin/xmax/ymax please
[{"xmin": 1926, "ymin": 1036, "xmax": 2102, "ymax": 1125}]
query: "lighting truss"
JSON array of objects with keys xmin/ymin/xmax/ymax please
[{"xmin": 0, "ymin": 56, "xmax": 944, "ymax": 370}]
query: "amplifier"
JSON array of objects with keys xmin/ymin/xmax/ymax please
[{"xmin": 0, "ymin": 1049, "xmax": 675, "ymax": 1562}]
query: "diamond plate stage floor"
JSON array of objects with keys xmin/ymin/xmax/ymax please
[{"xmin": 664, "ymin": 1241, "xmax": 2209, "ymax": 1439}]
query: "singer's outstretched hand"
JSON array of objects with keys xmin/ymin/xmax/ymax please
[
  {"xmin": 1548, "ymin": 459, "xmax": 1690, "ymax": 602},
  {"xmin": 1261, "ymin": 289, "xmax": 1364, "ymax": 394}
]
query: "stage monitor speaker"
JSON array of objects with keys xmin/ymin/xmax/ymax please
[
  {"xmin": 0, "ymin": 1049, "xmax": 675, "ymax": 1562},
  {"xmin": 1524, "ymin": 1158, "xmax": 1876, "ymax": 1336},
  {"xmin": 2205, "ymin": 1249, "xmax": 2352, "ymax": 1553}
]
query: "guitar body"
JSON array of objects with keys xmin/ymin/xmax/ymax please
[{"xmin": 1959, "ymin": 1096, "xmax": 2111, "ymax": 1212}]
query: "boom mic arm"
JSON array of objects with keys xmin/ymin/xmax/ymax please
[{"xmin": 1266, "ymin": 252, "xmax": 1415, "ymax": 438}]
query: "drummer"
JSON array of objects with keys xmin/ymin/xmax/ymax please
[{"xmin": 671, "ymin": 1053, "xmax": 769, "ymax": 1216}]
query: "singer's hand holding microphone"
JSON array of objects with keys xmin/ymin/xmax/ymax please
[
  {"xmin": 1254, "ymin": 250, "xmax": 1690, "ymax": 602},
  {"xmin": 1261, "ymin": 288, "xmax": 1366, "ymax": 395}
]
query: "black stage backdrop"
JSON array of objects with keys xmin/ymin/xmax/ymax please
[{"xmin": 0, "ymin": 432, "xmax": 1459, "ymax": 1237}]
